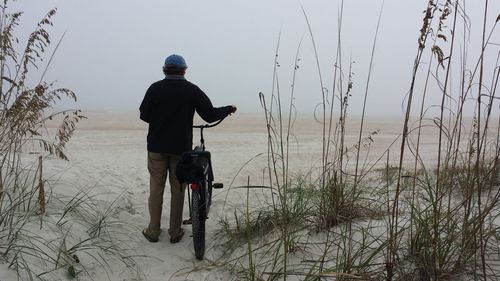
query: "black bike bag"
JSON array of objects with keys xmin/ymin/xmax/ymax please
[{"xmin": 175, "ymin": 150, "xmax": 212, "ymax": 184}]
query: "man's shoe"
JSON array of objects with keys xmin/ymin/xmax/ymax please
[
  {"xmin": 170, "ymin": 229, "xmax": 185, "ymax": 243},
  {"xmin": 142, "ymin": 228, "xmax": 159, "ymax": 243}
]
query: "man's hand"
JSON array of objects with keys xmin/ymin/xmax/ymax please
[{"xmin": 229, "ymin": 105, "xmax": 237, "ymax": 115}]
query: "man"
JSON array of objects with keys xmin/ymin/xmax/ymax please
[{"xmin": 140, "ymin": 54, "xmax": 236, "ymax": 243}]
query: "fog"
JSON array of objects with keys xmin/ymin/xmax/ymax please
[{"xmin": 9, "ymin": 0, "xmax": 500, "ymax": 116}]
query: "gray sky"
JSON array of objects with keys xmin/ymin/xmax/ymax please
[{"xmin": 9, "ymin": 0, "xmax": 500, "ymax": 116}]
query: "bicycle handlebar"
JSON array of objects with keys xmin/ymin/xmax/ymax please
[{"xmin": 193, "ymin": 117, "xmax": 225, "ymax": 129}]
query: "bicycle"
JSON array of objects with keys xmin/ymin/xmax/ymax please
[{"xmin": 175, "ymin": 118, "xmax": 225, "ymax": 260}]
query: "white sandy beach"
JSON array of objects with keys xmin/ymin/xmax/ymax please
[{"xmin": 0, "ymin": 111, "xmax": 491, "ymax": 281}]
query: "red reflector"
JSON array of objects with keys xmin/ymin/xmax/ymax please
[{"xmin": 190, "ymin": 183, "xmax": 199, "ymax": 190}]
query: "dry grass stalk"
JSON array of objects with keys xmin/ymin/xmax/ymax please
[
  {"xmin": 38, "ymin": 155, "xmax": 45, "ymax": 225},
  {"xmin": 386, "ymin": 1, "xmax": 439, "ymax": 278}
]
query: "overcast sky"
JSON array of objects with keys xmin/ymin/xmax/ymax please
[{"xmin": 8, "ymin": 0, "xmax": 500, "ymax": 116}]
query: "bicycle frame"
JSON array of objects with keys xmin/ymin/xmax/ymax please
[
  {"xmin": 186, "ymin": 145, "xmax": 213, "ymax": 219},
  {"xmin": 175, "ymin": 117, "xmax": 225, "ymax": 259},
  {"xmin": 188, "ymin": 118, "xmax": 224, "ymax": 208}
]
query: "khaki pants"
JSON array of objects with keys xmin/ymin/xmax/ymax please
[{"xmin": 147, "ymin": 152, "xmax": 185, "ymax": 238}]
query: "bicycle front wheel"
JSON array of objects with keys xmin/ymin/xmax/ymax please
[{"xmin": 191, "ymin": 188, "xmax": 205, "ymax": 260}]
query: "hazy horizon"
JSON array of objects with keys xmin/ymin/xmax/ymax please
[{"xmin": 8, "ymin": 1, "xmax": 500, "ymax": 117}]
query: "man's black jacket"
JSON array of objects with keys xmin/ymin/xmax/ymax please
[{"xmin": 140, "ymin": 78, "xmax": 232, "ymax": 155}]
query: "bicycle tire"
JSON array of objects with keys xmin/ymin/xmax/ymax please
[{"xmin": 191, "ymin": 188, "xmax": 205, "ymax": 260}]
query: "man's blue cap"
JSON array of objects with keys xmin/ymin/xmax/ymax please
[{"xmin": 164, "ymin": 54, "xmax": 187, "ymax": 69}]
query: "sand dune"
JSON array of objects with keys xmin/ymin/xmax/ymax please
[{"xmin": 2, "ymin": 111, "xmax": 493, "ymax": 280}]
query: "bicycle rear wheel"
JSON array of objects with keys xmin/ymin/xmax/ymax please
[{"xmin": 191, "ymin": 188, "xmax": 205, "ymax": 260}]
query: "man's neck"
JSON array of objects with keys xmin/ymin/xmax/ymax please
[{"xmin": 165, "ymin": 75, "xmax": 186, "ymax": 80}]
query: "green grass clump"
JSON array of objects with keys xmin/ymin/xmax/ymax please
[{"xmin": 216, "ymin": 179, "xmax": 315, "ymax": 254}]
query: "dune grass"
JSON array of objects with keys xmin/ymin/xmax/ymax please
[
  {"xmin": 215, "ymin": 1, "xmax": 500, "ymax": 280},
  {"xmin": 0, "ymin": 3, "xmax": 141, "ymax": 280}
]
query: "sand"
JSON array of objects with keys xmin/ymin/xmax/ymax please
[{"xmin": 0, "ymin": 111, "xmax": 493, "ymax": 280}]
